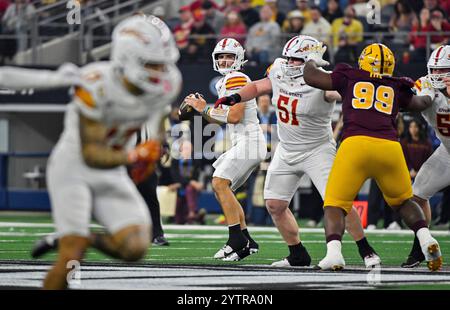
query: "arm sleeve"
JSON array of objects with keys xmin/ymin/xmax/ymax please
[
  {"xmin": 397, "ymin": 78, "xmax": 415, "ymax": 109},
  {"xmin": 0, "ymin": 64, "xmax": 80, "ymax": 90},
  {"xmin": 330, "ymin": 63, "xmax": 351, "ymax": 95}
]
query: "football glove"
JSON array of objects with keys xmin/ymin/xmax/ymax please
[
  {"xmin": 304, "ymin": 43, "xmax": 330, "ymax": 67},
  {"xmin": 418, "ymin": 77, "xmax": 436, "ymax": 101},
  {"xmin": 128, "ymin": 140, "xmax": 161, "ymax": 184}
]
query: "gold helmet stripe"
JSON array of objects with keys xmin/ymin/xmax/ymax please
[{"xmin": 378, "ymin": 44, "xmax": 384, "ymax": 75}]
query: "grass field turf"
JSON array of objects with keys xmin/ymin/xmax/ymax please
[{"xmin": 1, "ymin": 212, "xmax": 449, "ymax": 289}]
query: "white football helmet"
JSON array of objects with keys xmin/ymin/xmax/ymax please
[
  {"xmin": 427, "ymin": 45, "xmax": 450, "ymax": 89},
  {"xmin": 111, "ymin": 15, "xmax": 180, "ymax": 94},
  {"xmin": 212, "ymin": 38, "xmax": 247, "ymax": 75},
  {"xmin": 281, "ymin": 35, "xmax": 322, "ymax": 79}
]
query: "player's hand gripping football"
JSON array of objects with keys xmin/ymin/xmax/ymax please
[
  {"xmin": 305, "ymin": 42, "xmax": 330, "ymax": 67},
  {"xmin": 184, "ymin": 93, "xmax": 206, "ymax": 113},
  {"xmin": 127, "ymin": 140, "xmax": 161, "ymax": 184}
]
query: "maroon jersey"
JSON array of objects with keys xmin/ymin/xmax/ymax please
[{"xmin": 331, "ymin": 63, "xmax": 414, "ymax": 141}]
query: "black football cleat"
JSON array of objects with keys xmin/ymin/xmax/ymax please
[
  {"xmin": 152, "ymin": 235, "xmax": 170, "ymax": 246},
  {"xmin": 31, "ymin": 234, "xmax": 59, "ymax": 258},
  {"xmin": 401, "ymin": 254, "xmax": 425, "ymax": 268}
]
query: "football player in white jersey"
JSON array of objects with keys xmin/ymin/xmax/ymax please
[
  {"xmin": 214, "ymin": 35, "xmax": 381, "ymax": 268},
  {"xmin": 0, "ymin": 15, "xmax": 181, "ymax": 289},
  {"xmin": 401, "ymin": 45, "xmax": 450, "ymax": 268},
  {"xmin": 184, "ymin": 38, "xmax": 267, "ymax": 261}
]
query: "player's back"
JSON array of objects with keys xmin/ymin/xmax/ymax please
[
  {"xmin": 331, "ymin": 63, "xmax": 414, "ymax": 142},
  {"xmin": 268, "ymin": 58, "xmax": 335, "ymax": 152}
]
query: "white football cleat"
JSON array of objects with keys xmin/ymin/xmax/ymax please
[
  {"xmin": 364, "ymin": 253, "xmax": 381, "ymax": 269},
  {"xmin": 214, "ymin": 244, "xmax": 233, "ymax": 259},
  {"xmin": 421, "ymin": 238, "xmax": 443, "ymax": 271},
  {"xmin": 317, "ymin": 253, "xmax": 345, "ymax": 271},
  {"xmin": 271, "ymin": 258, "xmax": 291, "ymax": 267}
]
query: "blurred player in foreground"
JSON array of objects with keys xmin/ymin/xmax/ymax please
[
  {"xmin": 402, "ymin": 45, "xmax": 450, "ymax": 268},
  {"xmin": 213, "ymin": 35, "xmax": 380, "ymax": 268},
  {"xmin": 0, "ymin": 15, "xmax": 181, "ymax": 288},
  {"xmin": 183, "ymin": 38, "xmax": 267, "ymax": 261},
  {"xmin": 303, "ymin": 42, "xmax": 442, "ymax": 271}
]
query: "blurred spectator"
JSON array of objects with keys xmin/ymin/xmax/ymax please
[
  {"xmin": 190, "ymin": 0, "xmax": 219, "ymax": 15},
  {"xmin": 322, "ymin": 0, "xmax": 343, "ymax": 24},
  {"xmin": 282, "ymin": 10, "xmax": 305, "ymax": 37},
  {"xmin": 400, "ymin": 119, "xmax": 433, "ymax": 181},
  {"xmin": 239, "ymin": 0, "xmax": 260, "ymax": 29},
  {"xmin": 409, "ymin": 8, "xmax": 430, "ymax": 62},
  {"xmin": 424, "ymin": 0, "xmax": 440, "ymax": 14},
  {"xmin": 171, "ymin": 140, "xmax": 205, "ymax": 225},
  {"xmin": 173, "ymin": 6, "xmax": 194, "ymax": 62},
  {"xmin": 427, "ymin": 9, "xmax": 450, "ymax": 49},
  {"xmin": 256, "ymin": 94, "xmax": 277, "ymax": 145},
  {"xmin": 2, "ymin": 0, "xmax": 36, "ymax": 53},
  {"xmin": 246, "ymin": 5, "xmax": 281, "ymax": 64},
  {"xmin": 302, "ymin": 5, "xmax": 331, "ymax": 46},
  {"xmin": 293, "ymin": 0, "xmax": 311, "ymax": 23},
  {"xmin": 331, "ymin": 5, "xmax": 363, "ymax": 63},
  {"xmin": 186, "ymin": 10, "xmax": 216, "ymax": 63},
  {"xmin": 265, "ymin": 0, "xmax": 286, "ymax": 27},
  {"xmin": 220, "ymin": 0, "xmax": 240, "ymax": 14},
  {"xmin": 0, "ymin": 0, "xmax": 9, "ymax": 18},
  {"xmin": 389, "ymin": 0, "xmax": 418, "ymax": 47},
  {"xmin": 439, "ymin": 0, "xmax": 450, "ymax": 18},
  {"xmin": 220, "ymin": 10, "xmax": 247, "ymax": 45},
  {"xmin": 203, "ymin": 0, "xmax": 225, "ymax": 32}
]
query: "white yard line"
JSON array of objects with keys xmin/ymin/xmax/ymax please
[{"xmin": 0, "ymin": 222, "xmax": 449, "ymax": 236}]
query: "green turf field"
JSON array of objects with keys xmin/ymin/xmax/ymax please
[{"xmin": 0, "ymin": 212, "xmax": 449, "ymax": 289}]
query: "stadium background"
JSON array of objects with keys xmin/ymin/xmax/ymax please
[{"xmin": 0, "ymin": 1, "xmax": 449, "ymax": 290}]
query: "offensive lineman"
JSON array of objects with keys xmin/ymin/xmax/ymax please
[
  {"xmin": 402, "ymin": 45, "xmax": 450, "ymax": 268},
  {"xmin": 0, "ymin": 15, "xmax": 182, "ymax": 288},
  {"xmin": 183, "ymin": 38, "xmax": 267, "ymax": 261},
  {"xmin": 214, "ymin": 35, "xmax": 380, "ymax": 268}
]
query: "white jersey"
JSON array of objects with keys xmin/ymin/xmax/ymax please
[
  {"xmin": 267, "ymin": 58, "xmax": 335, "ymax": 154},
  {"xmin": 56, "ymin": 61, "xmax": 181, "ymax": 157},
  {"xmin": 215, "ymin": 71, "xmax": 260, "ymax": 143},
  {"xmin": 415, "ymin": 76, "xmax": 450, "ymax": 153}
]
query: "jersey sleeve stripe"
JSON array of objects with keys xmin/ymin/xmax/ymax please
[
  {"xmin": 75, "ymin": 86, "xmax": 96, "ymax": 108},
  {"xmin": 226, "ymin": 77, "xmax": 247, "ymax": 85},
  {"xmin": 226, "ymin": 82, "xmax": 247, "ymax": 89},
  {"xmin": 414, "ymin": 80, "xmax": 422, "ymax": 91}
]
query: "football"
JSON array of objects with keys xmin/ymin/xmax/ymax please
[{"xmin": 178, "ymin": 94, "xmax": 199, "ymax": 121}]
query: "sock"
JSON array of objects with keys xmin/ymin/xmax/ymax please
[
  {"xmin": 242, "ymin": 228, "xmax": 257, "ymax": 247},
  {"xmin": 326, "ymin": 240, "xmax": 342, "ymax": 257},
  {"xmin": 326, "ymin": 234, "xmax": 342, "ymax": 243},
  {"xmin": 227, "ymin": 223, "xmax": 247, "ymax": 249},
  {"xmin": 288, "ymin": 242, "xmax": 305, "ymax": 258},
  {"xmin": 356, "ymin": 237, "xmax": 375, "ymax": 258},
  {"xmin": 416, "ymin": 227, "xmax": 433, "ymax": 248}
]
